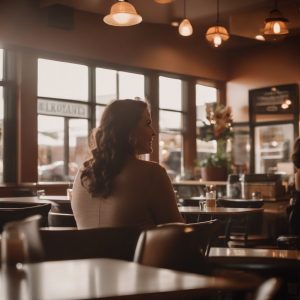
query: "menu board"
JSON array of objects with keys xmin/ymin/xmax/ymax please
[{"xmin": 249, "ymin": 84, "xmax": 299, "ymax": 114}]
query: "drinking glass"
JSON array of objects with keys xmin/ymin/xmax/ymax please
[{"xmin": 1, "ymin": 229, "xmax": 28, "ymax": 267}]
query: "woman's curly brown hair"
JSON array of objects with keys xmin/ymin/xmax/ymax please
[
  {"xmin": 80, "ymin": 99, "xmax": 148, "ymax": 198},
  {"xmin": 292, "ymin": 137, "xmax": 300, "ymax": 169}
]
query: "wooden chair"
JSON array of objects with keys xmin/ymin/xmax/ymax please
[
  {"xmin": 158, "ymin": 219, "xmax": 221, "ymax": 256},
  {"xmin": 48, "ymin": 211, "xmax": 77, "ymax": 228},
  {"xmin": 0, "ymin": 203, "xmax": 51, "ymax": 232},
  {"xmin": 40, "ymin": 226, "xmax": 141, "ymax": 262},
  {"xmin": 133, "ymin": 225, "xmax": 212, "ymax": 275},
  {"xmin": 2, "ymin": 215, "xmax": 45, "ymax": 263}
]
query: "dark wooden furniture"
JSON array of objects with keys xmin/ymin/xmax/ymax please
[
  {"xmin": 0, "ymin": 202, "xmax": 51, "ymax": 232},
  {"xmin": 40, "ymin": 226, "xmax": 141, "ymax": 262},
  {"xmin": 0, "ymin": 258, "xmax": 257, "ymax": 300}
]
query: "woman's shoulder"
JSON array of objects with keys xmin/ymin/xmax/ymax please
[{"xmin": 133, "ymin": 159, "xmax": 167, "ymax": 175}]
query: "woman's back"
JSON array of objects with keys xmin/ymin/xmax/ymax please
[{"xmin": 72, "ymin": 158, "xmax": 183, "ymax": 229}]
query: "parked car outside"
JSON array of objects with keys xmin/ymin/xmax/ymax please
[{"xmin": 38, "ymin": 161, "xmax": 78, "ymax": 181}]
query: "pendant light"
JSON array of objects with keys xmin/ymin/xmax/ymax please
[
  {"xmin": 178, "ymin": 0, "xmax": 193, "ymax": 36},
  {"xmin": 205, "ymin": 0, "xmax": 229, "ymax": 48},
  {"xmin": 103, "ymin": 0, "xmax": 142, "ymax": 27},
  {"xmin": 263, "ymin": 0, "xmax": 288, "ymax": 39}
]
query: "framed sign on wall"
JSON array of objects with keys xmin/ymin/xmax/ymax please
[{"xmin": 250, "ymin": 84, "xmax": 299, "ymax": 115}]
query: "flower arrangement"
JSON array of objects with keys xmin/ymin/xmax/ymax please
[
  {"xmin": 198, "ymin": 103, "xmax": 233, "ymax": 142},
  {"xmin": 197, "ymin": 103, "xmax": 233, "ymax": 171}
]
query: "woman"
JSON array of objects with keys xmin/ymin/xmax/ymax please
[{"xmin": 72, "ymin": 99, "xmax": 184, "ymax": 229}]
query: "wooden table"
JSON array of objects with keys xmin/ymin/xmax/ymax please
[
  {"xmin": 0, "ymin": 196, "xmax": 48, "ymax": 204},
  {"xmin": 0, "ymin": 258, "xmax": 254, "ymax": 300},
  {"xmin": 178, "ymin": 206, "xmax": 263, "ymax": 216},
  {"xmin": 39, "ymin": 195, "xmax": 70, "ymax": 204},
  {"xmin": 209, "ymin": 247, "xmax": 300, "ymax": 275}
]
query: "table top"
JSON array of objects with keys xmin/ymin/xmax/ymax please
[
  {"xmin": 172, "ymin": 180, "xmax": 227, "ymax": 186},
  {"xmin": 178, "ymin": 206, "xmax": 264, "ymax": 216},
  {"xmin": 210, "ymin": 247, "xmax": 300, "ymax": 260},
  {"xmin": 39, "ymin": 195, "xmax": 70, "ymax": 204},
  {"xmin": 0, "ymin": 197, "xmax": 52, "ymax": 205},
  {"xmin": 0, "ymin": 258, "xmax": 253, "ymax": 300},
  {"xmin": 209, "ymin": 247, "xmax": 300, "ymax": 272}
]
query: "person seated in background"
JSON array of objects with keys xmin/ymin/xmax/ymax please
[
  {"xmin": 289, "ymin": 137, "xmax": 300, "ymax": 234},
  {"xmin": 72, "ymin": 99, "xmax": 184, "ymax": 229}
]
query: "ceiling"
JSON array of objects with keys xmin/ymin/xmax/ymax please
[{"xmin": 40, "ymin": 0, "xmax": 300, "ymax": 43}]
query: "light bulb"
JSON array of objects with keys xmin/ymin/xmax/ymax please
[
  {"xmin": 112, "ymin": 13, "xmax": 132, "ymax": 25},
  {"xmin": 281, "ymin": 103, "xmax": 289, "ymax": 109},
  {"xmin": 213, "ymin": 35, "xmax": 222, "ymax": 47},
  {"xmin": 178, "ymin": 19, "xmax": 193, "ymax": 36},
  {"xmin": 273, "ymin": 22, "xmax": 281, "ymax": 34},
  {"xmin": 285, "ymin": 99, "xmax": 292, "ymax": 105}
]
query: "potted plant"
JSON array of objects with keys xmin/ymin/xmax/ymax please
[{"xmin": 196, "ymin": 103, "xmax": 233, "ymax": 181}]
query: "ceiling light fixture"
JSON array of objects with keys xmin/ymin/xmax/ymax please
[
  {"xmin": 263, "ymin": 0, "xmax": 288, "ymax": 39},
  {"xmin": 205, "ymin": 0, "xmax": 229, "ymax": 48},
  {"xmin": 178, "ymin": 0, "xmax": 193, "ymax": 36},
  {"xmin": 103, "ymin": 0, "xmax": 142, "ymax": 27}
]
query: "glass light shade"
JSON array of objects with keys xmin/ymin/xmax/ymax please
[
  {"xmin": 178, "ymin": 19, "xmax": 193, "ymax": 36},
  {"xmin": 263, "ymin": 9, "xmax": 288, "ymax": 36},
  {"xmin": 103, "ymin": 1, "xmax": 142, "ymax": 26},
  {"xmin": 206, "ymin": 26, "xmax": 230, "ymax": 48}
]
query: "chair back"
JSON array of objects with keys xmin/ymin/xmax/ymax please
[
  {"xmin": 252, "ymin": 278, "xmax": 283, "ymax": 300},
  {"xmin": 48, "ymin": 212, "xmax": 77, "ymax": 228},
  {"xmin": 2, "ymin": 215, "xmax": 45, "ymax": 262},
  {"xmin": 217, "ymin": 198, "xmax": 264, "ymax": 208},
  {"xmin": 158, "ymin": 219, "xmax": 221, "ymax": 256},
  {"xmin": 40, "ymin": 226, "xmax": 141, "ymax": 261},
  {"xmin": 0, "ymin": 203, "xmax": 51, "ymax": 232},
  {"xmin": 133, "ymin": 225, "xmax": 211, "ymax": 275}
]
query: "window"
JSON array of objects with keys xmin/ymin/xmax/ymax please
[
  {"xmin": 95, "ymin": 67, "xmax": 145, "ymax": 126},
  {"xmin": 0, "ymin": 49, "xmax": 4, "ymax": 182},
  {"xmin": 37, "ymin": 62, "xmax": 146, "ymax": 182},
  {"xmin": 37, "ymin": 59, "xmax": 89, "ymax": 182},
  {"xmin": 196, "ymin": 84, "xmax": 218, "ymax": 161},
  {"xmin": 159, "ymin": 76, "xmax": 183, "ymax": 180}
]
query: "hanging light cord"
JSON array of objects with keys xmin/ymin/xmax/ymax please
[
  {"xmin": 216, "ymin": 0, "xmax": 220, "ymax": 25},
  {"xmin": 184, "ymin": 0, "xmax": 186, "ymax": 18}
]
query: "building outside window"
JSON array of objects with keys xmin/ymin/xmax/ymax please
[
  {"xmin": 196, "ymin": 84, "xmax": 218, "ymax": 161},
  {"xmin": 159, "ymin": 76, "xmax": 183, "ymax": 180},
  {"xmin": 95, "ymin": 68, "xmax": 145, "ymax": 125}
]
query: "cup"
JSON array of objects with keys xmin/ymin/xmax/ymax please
[
  {"xmin": 206, "ymin": 198, "xmax": 216, "ymax": 208},
  {"xmin": 1, "ymin": 230, "xmax": 28, "ymax": 267},
  {"xmin": 36, "ymin": 189, "xmax": 45, "ymax": 199},
  {"xmin": 199, "ymin": 200, "xmax": 206, "ymax": 210},
  {"xmin": 205, "ymin": 191, "xmax": 216, "ymax": 208},
  {"xmin": 67, "ymin": 188, "xmax": 73, "ymax": 201}
]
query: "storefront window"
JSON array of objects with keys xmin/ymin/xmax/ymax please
[
  {"xmin": 37, "ymin": 59, "xmax": 89, "ymax": 182},
  {"xmin": 196, "ymin": 84, "xmax": 218, "ymax": 161},
  {"xmin": 159, "ymin": 76, "xmax": 183, "ymax": 180}
]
